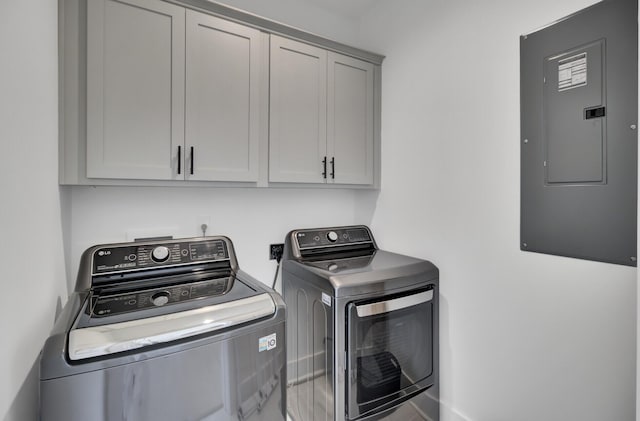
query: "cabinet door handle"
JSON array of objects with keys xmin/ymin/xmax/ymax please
[
  {"xmin": 177, "ymin": 146, "xmax": 182, "ymax": 175},
  {"xmin": 322, "ymin": 157, "xmax": 327, "ymax": 179},
  {"xmin": 330, "ymin": 157, "xmax": 335, "ymax": 179},
  {"xmin": 190, "ymin": 146, "xmax": 194, "ymax": 175}
]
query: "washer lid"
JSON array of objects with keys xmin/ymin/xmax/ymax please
[{"xmin": 68, "ymin": 293, "xmax": 276, "ymax": 360}]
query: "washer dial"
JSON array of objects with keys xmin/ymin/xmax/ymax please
[
  {"xmin": 151, "ymin": 246, "xmax": 170, "ymax": 262},
  {"xmin": 151, "ymin": 291, "xmax": 170, "ymax": 306}
]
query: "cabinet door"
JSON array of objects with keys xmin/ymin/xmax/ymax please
[
  {"xmin": 269, "ymin": 36, "xmax": 327, "ymax": 183},
  {"xmin": 185, "ymin": 11, "xmax": 262, "ymax": 181},
  {"xmin": 87, "ymin": 0, "xmax": 185, "ymax": 180},
  {"xmin": 327, "ymin": 52, "xmax": 374, "ymax": 185}
]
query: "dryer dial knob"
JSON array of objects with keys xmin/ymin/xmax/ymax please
[
  {"xmin": 151, "ymin": 246, "xmax": 170, "ymax": 262},
  {"xmin": 327, "ymin": 231, "xmax": 338, "ymax": 242},
  {"xmin": 151, "ymin": 291, "xmax": 170, "ymax": 306}
]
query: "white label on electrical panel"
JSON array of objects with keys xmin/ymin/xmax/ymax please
[
  {"xmin": 321, "ymin": 292, "xmax": 332, "ymax": 307},
  {"xmin": 558, "ymin": 52, "xmax": 587, "ymax": 91},
  {"xmin": 258, "ymin": 333, "xmax": 277, "ymax": 352}
]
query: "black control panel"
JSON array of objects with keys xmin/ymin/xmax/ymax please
[
  {"xmin": 91, "ymin": 277, "xmax": 231, "ymax": 317},
  {"xmin": 296, "ymin": 227, "xmax": 372, "ymax": 249},
  {"xmin": 92, "ymin": 239, "xmax": 228, "ymax": 274}
]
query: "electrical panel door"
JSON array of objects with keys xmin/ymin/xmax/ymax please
[{"xmin": 521, "ymin": 0, "xmax": 637, "ymax": 266}]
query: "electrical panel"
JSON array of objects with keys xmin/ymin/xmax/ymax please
[{"xmin": 521, "ymin": 0, "xmax": 637, "ymax": 266}]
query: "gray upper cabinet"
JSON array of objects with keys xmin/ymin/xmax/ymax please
[
  {"xmin": 185, "ymin": 10, "xmax": 261, "ymax": 182},
  {"xmin": 327, "ymin": 52, "xmax": 374, "ymax": 185},
  {"xmin": 61, "ymin": 0, "xmax": 382, "ymax": 187},
  {"xmin": 87, "ymin": 0, "xmax": 185, "ymax": 180},
  {"xmin": 87, "ymin": 1, "xmax": 262, "ymax": 182},
  {"xmin": 269, "ymin": 35, "xmax": 375, "ymax": 185},
  {"xmin": 269, "ymin": 36, "xmax": 328, "ymax": 184}
]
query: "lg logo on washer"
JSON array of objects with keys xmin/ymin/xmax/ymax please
[
  {"xmin": 258, "ymin": 333, "xmax": 277, "ymax": 352},
  {"xmin": 97, "ymin": 250, "xmax": 111, "ymax": 256}
]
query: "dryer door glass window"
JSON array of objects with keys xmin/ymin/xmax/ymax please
[{"xmin": 345, "ymin": 288, "xmax": 435, "ymax": 420}]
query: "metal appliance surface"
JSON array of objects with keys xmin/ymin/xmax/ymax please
[
  {"xmin": 282, "ymin": 225, "xmax": 439, "ymax": 421},
  {"xmin": 40, "ymin": 236, "xmax": 286, "ymax": 421}
]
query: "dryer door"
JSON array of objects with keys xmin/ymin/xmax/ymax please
[{"xmin": 345, "ymin": 287, "xmax": 435, "ymax": 420}]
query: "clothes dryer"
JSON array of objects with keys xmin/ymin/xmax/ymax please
[{"xmin": 282, "ymin": 225, "xmax": 438, "ymax": 421}]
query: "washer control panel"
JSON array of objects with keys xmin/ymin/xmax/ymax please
[
  {"xmin": 296, "ymin": 227, "xmax": 372, "ymax": 250},
  {"xmin": 92, "ymin": 239, "xmax": 228, "ymax": 275},
  {"xmin": 91, "ymin": 277, "xmax": 230, "ymax": 317}
]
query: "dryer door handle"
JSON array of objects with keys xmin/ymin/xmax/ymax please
[{"xmin": 355, "ymin": 289, "xmax": 433, "ymax": 317}]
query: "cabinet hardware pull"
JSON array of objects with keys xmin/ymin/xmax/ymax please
[
  {"xmin": 190, "ymin": 146, "xmax": 194, "ymax": 175},
  {"xmin": 322, "ymin": 157, "xmax": 327, "ymax": 178},
  {"xmin": 177, "ymin": 146, "xmax": 182, "ymax": 175},
  {"xmin": 330, "ymin": 157, "xmax": 335, "ymax": 179}
]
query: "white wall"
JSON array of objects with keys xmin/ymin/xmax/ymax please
[
  {"xmin": 357, "ymin": 1, "xmax": 637, "ymax": 420},
  {"xmin": 67, "ymin": 187, "xmax": 366, "ymax": 289},
  {"xmin": 0, "ymin": 1, "xmax": 68, "ymax": 420}
]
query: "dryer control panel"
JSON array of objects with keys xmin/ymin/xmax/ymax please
[
  {"xmin": 92, "ymin": 239, "xmax": 229, "ymax": 275},
  {"xmin": 295, "ymin": 226, "xmax": 373, "ymax": 250}
]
